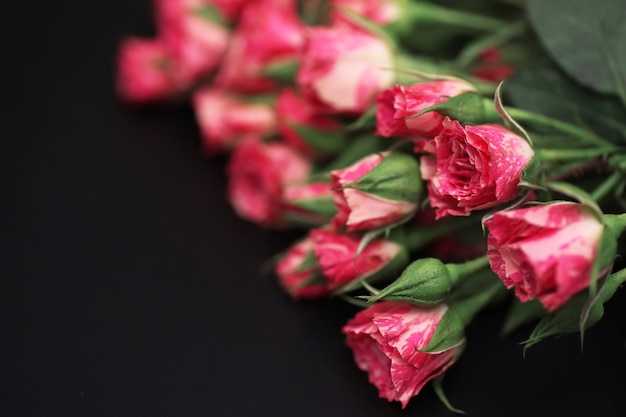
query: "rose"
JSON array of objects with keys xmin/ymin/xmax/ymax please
[
  {"xmin": 275, "ymin": 236, "xmax": 329, "ymax": 299},
  {"xmin": 297, "ymin": 24, "xmax": 395, "ymax": 114},
  {"xmin": 342, "ymin": 301, "xmax": 463, "ymax": 408},
  {"xmin": 192, "ymin": 87, "xmax": 277, "ymax": 153},
  {"xmin": 227, "ymin": 139, "xmax": 311, "ymax": 227},
  {"xmin": 416, "ymin": 117, "xmax": 534, "ymax": 219},
  {"xmin": 155, "ymin": 0, "xmax": 231, "ymax": 81},
  {"xmin": 331, "ymin": 152, "xmax": 422, "ymax": 232},
  {"xmin": 484, "ymin": 202, "xmax": 605, "ymax": 312},
  {"xmin": 116, "ymin": 37, "xmax": 180, "ymax": 104},
  {"xmin": 310, "ymin": 228, "xmax": 406, "ymax": 291},
  {"xmin": 215, "ymin": 0, "xmax": 305, "ymax": 92},
  {"xmin": 376, "ymin": 80, "xmax": 477, "ymax": 139}
]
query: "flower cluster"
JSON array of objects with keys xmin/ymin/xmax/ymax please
[{"xmin": 117, "ymin": 0, "xmax": 626, "ymax": 412}]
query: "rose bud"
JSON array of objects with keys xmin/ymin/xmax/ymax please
[
  {"xmin": 330, "ymin": 0, "xmax": 402, "ymax": 26},
  {"xmin": 155, "ymin": 0, "xmax": 231, "ymax": 82},
  {"xmin": 470, "ymin": 47, "xmax": 515, "ymax": 82},
  {"xmin": 376, "ymin": 80, "xmax": 477, "ymax": 139},
  {"xmin": 281, "ymin": 182, "xmax": 337, "ymax": 227},
  {"xmin": 311, "ymin": 228, "xmax": 408, "ymax": 293},
  {"xmin": 192, "ymin": 88, "xmax": 277, "ymax": 153},
  {"xmin": 416, "ymin": 117, "xmax": 535, "ymax": 219},
  {"xmin": 484, "ymin": 202, "xmax": 608, "ymax": 312},
  {"xmin": 363, "ymin": 256, "xmax": 489, "ymax": 306},
  {"xmin": 297, "ymin": 24, "xmax": 395, "ymax": 115},
  {"xmin": 227, "ymin": 139, "xmax": 311, "ymax": 227},
  {"xmin": 275, "ymin": 236, "xmax": 329, "ymax": 299},
  {"xmin": 215, "ymin": 0, "xmax": 305, "ymax": 93},
  {"xmin": 331, "ymin": 152, "xmax": 422, "ymax": 232},
  {"xmin": 276, "ymin": 89, "xmax": 346, "ymax": 158},
  {"xmin": 115, "ymin": 37, "xmax": 180, "ymax": 104},
  {"xmin": 342, "ymin": 301, "xmax": 464, "ymax": 408}
]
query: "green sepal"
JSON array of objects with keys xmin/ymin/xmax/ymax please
[
  {"xmin": 589, "ymin": 220, "xmax": 619, "ymax": 294},
  {"xmin": 417, "ymin": 92, "xmax": 486, "ymax": 126},
  {"xmin": 522, "ymin": 268, "xmax": 626, "ymax": 353},
  {"xmin": 493, "ymin": 82, "xmax": 534, "ymax": 146},
  {"xmin": 355, "ymin": 216, "xmax": 413, "ymax": 257},
  {"xmin": 287, "ymin": 193, "xmax": 337, "ymax": 219},
  {"xmin": 433, "ymin": 373, "xmax": 465, "ymax": 414},
  {"xmin": 289, "ymin": 123, "xmax": 347, "ymax": 155},
  {"xmin": 262, "ymin": 58, "xmax": 299, "ymax": 85},
  {"xmin": 294, "ymin": 270, "xmax": 329, "ymax": 289},
  {"xmin": 422, "ymin": 308, "xmax": 466, "ymax": 353},
  {"xmin": 520, "ymin": 153, "xmax": 541, "ymax": 186},
  {"xmin": 344, "ymin": 152, "xmax": 422, "ymax": 202},
  {"xmin": 293, "ymin": 249, "xmax": 318, "ymax": 274},
  {"xmin": 193, "ymin": 5, "xmax": 226, "ymax": 25},
  {"xmin": 332, "ymin": 244, "xmax": 409, "ymax": 295},
  {"xmin": 364, "ymin": 258, "xmax": 452, "ymax": 306},
  {"xmin": 579, "ymin": 214, "xmax": 623, "ymax": 336},
  {"xmin": 500, "ymin": 298, "xmax": 547, "ymax": 338}
]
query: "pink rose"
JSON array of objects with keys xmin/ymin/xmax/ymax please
[
  {"xmin": 484, "ymin": 202, "xmax": 605, "ymax": 312},
  {"xmin": 342, "ymin": 301, "xmax": 463, "ymax": 408},
  {"xmin": 297, "ymin": 24, "xmax": 395, "ymax": 114},
  {"xmin": 156, "ymin": 0, "xmax": 231, "ymax": 82},
  {"xmin": 311, "ymin": 228, "xmax": 405, "ymax": 291},
  {"xmin": 331, "ymin": 152, "xmax": 421, "ymax": 232},
  {"xmin": 417, "ymin": 117, "xmax": 534, "ymax": 219},
  {"xmin": 215, "ymin": 0, "xmax": 305, "ymax": 92},
  {"xmin": 227, "ymin": 139, "xmax": 311, "ymax": 227},
  {"xmin": 192, "ymin": 88, "xmax": 277, "ymax": 153},
  {"xmin": 276, "ymin": 89, "xmax": 342, "ymax": 157},
  {"xmin": 275, "ymin": 237, "xmax": 329, "ymax": 299},
  {"xmin": 330, "ymin": 0, "xmax": 401, "ymax": 26},
  {"xmin": 115, "ymin": 37, "xmax": 179, "ymax": 104},
  {"xmin": 376, "ymin": 80, "xmax": 477, "ymax": 138}
]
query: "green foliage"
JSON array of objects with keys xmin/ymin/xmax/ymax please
[
  {"xmin": 527, "ymin": 0, "xmax": 626, "ymax": 107},
  {"xmin": 506, "ymin": 62, "xmax": 626, "ymax": 144}
]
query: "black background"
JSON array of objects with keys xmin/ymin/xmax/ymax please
[{"xmin": 2, "ymin": 1, "xmax": 626, "ymax": 416}]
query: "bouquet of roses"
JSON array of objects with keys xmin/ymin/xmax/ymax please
[{"xmin": 116, "ymin": 0, "xmax": 626, "ymax": 412}]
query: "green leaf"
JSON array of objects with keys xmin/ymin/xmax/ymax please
[
  {"xmin": 527, "ymin": 0, "xmax": 626, "ymax": 107},
  {"xmin": 506, "ymin": 62, "xmax": 626, "ymax": 143}
]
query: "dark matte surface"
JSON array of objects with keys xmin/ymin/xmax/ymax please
[{"xmin": 2, "ymin": 1, "xmax": 626, "ymax": 416}]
